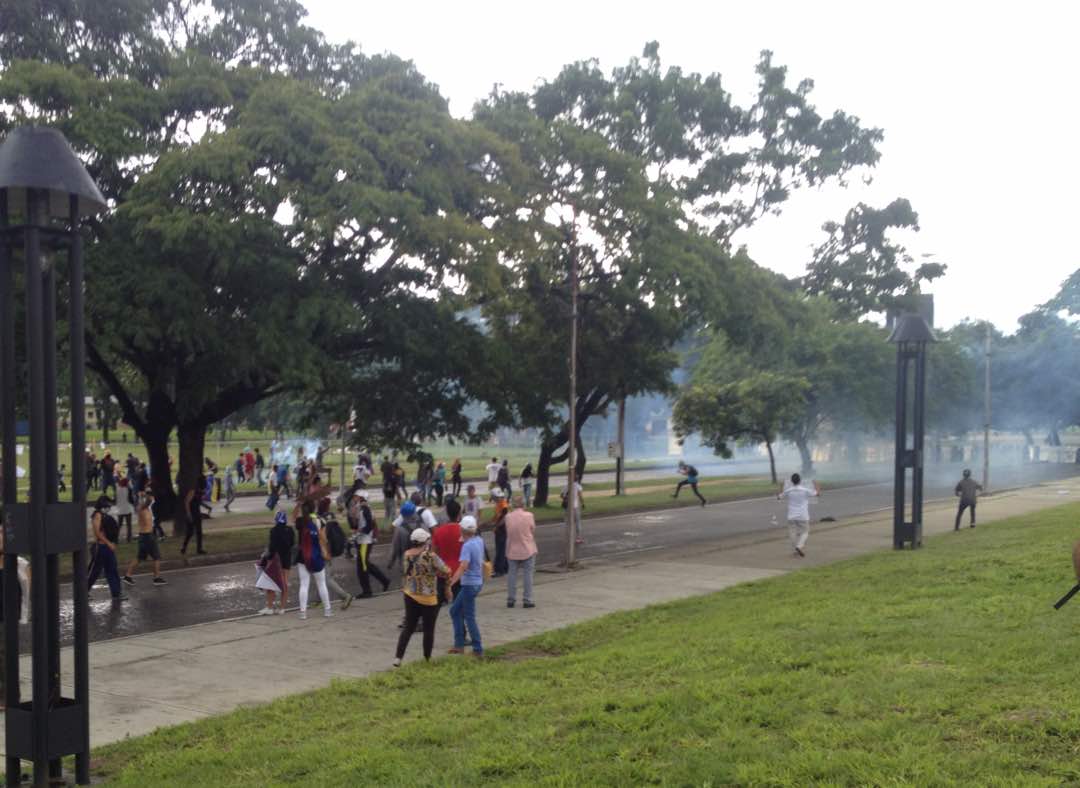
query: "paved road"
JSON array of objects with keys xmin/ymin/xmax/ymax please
[{"xmin": 21, "ymin": 463, "xmax": 1080, "ymax": 649}]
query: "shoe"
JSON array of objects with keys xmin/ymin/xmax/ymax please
[
  {"xmin": 358, "ymin": 591, "xmax": 373, "ymax": 599},
  {"xmin": 701, "ymin": 500, "xmax": 707, "ymax": 507},
  {"xmin": 970, "ymin": 524, "xmax": 976, "ymax": 528},
  {"xmin": 575, "ymin": 538, "xmax": 585, "ymax": 545},
  {"xmin": 447, "ymin": 648, "xmax": 464, "ymax": 654},
  {"xmin": 153, "ymin": 577, "xmax": 167, "ymax": 586},
  {"xmin": 507, "ymin": 600, "xmax": 515, "ymax": 608},
  {"xmin": 342, "ymin": 594, "xmax": 354, "ymax": 611},
  {"xmin": 794, "ymin": 547, "xmax": 805, "ymax": 557},
  {"xmin": 122, "ymin": 575, "xmax": 135, "ymax": 587},
  {"xmin": 112, "ymin": 595, "xmax": 128, "ymax": 602},
  {"xmin": 299, "ymin": 611, "xmax": 307, "ymax": 620},
  {"xmin": 392, "ymin": 658, "xmax": 402, "ymax": 668},
  {"xmin": 257, "ymin": 607, "xmax": 274, "ymax": 616},
  {"xmin": 324, "ymin": 610, "xmax": 333, "ymax": 618},
  {"xmin": 382, "ymin": 580, "xmax": 391, "ymax": 592},
  {"xmin": 274, "ymin": 606, "xmax": 284, "ymax": 615},
  {"xmin": 524, "ymin": 602, "xmax": 535, "ymax": 609}
]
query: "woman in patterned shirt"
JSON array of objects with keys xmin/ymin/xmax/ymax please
[{"xmin": 394, "ymin": 528, "xmax": 452, "ymax": 667}]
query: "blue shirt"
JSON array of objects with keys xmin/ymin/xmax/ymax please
[{"xmin": 459, "ymin": 535, "xmax": 485, "ymax": 587}]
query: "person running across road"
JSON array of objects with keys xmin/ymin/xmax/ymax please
[
  {"xmin": 259, "ymin": 511, "xmax": 294, "ymax": 614},
  {"xmin": 87, "ymin": 496, "xmax": 126, "ymax": 602},
  {"xmin": 673, "ymin": 462, "xmax": 706, "ymax": 506},
  {"xmin": 955, "ymin": 469, "xmax": 982, "ymax": 529},
  {"xmin": 505, "ymin": 494, "xmax": 537, "ymax": 609},
  {"xmin": 122, "ymin": 490, "xmax": 167, "ymax": 588},
  {"xmin": 295, "ymin": 502, "xmax": 332, "ymax": 619},
  {"xmin": 448, "ymin": 515, "xmax": 484, "ymax": 657},
  {"xmin": 392, "ymin": 528, "xmax": 452, "ymax": 667},
  {"xmin": 352, "ymin": 494, "xmax": 390, "ymax": 597},
  {"xmin": 777, "ymin": 473, "xmax": 820, "ymax": 558}
]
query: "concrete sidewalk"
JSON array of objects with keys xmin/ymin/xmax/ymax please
[{"xmin": 5, "ymin": 476, "xmax": 1080, "ymax": 754}]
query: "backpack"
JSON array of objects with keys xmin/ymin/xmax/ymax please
[{"xmin": 324, "ymin": 518, "xmax": 346, "ymax": 557}]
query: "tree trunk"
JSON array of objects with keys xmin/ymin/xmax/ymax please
[
  {"xmin": 175, "ymin": 423, "xmax": 207, "ymax": 536},
  {"xmin": 575, "ymin": 430, "xmax": 586, "ymax": 481},
  {"xmin": 534, "ymin": 440, "xmax": 556, "ymax": 508},
  {"xmin": 795, "ymin": 436, "xmax": 813, "ymax": 475},
  {"xmin": 765, "ymin": 438, "xmax": 777, "ymax": 484},
  {"xmin": 142, "ymin": 424, "xmax": 177, "ymax": 526}
]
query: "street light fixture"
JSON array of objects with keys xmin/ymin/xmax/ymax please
[
  {"xmin": 0, "ymin": 126, "xmax": 105, "ymax": 787},
  {"xmin": 888, "ymin": 313, "xmax": 936, "ymax": 550}
]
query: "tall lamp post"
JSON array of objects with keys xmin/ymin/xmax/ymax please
[
  {"xmin": 1, "ymin": 126, "xmax": 105, "ymax": 786},
  {"xmin": 888, "ymin": 313, "xmax": 936, "ymax": 550}
]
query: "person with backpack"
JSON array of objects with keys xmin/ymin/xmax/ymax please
[
  {"xmin": 393, "ymin": 528, "xmax": 452, "ymax": 667},
  {"xmin": 87, "ymin": 496, "xmax": 126, "ymax": 602},
  {"xmin": 351, "ymin": 493, "xmax": 390, "ymax": 597},
  {"xmin": 114, "ymin": 477, "xmax": 135, "ymax": 542},
  {"xmin": 672, "ymin": 462, "xmax": 706, "ymax": 506},
  {"xmin": 294, "ymin": 502, "xmax": 332, "ymax": 619},
  {"xmin": 259, "ymin": 511, "xmax": 294, "ymax": 614},
  {"xmin": 316, "ymin": 497, "xmax": 354, "ymax": 611},
  {"xmin": 388, "ymin": 494, "xmax": 437, "ymax": 570}
]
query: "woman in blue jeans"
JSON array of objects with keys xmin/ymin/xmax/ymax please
[{"xmin": 447, "ymin": 516, "xmax": 484, "ymax": 656}]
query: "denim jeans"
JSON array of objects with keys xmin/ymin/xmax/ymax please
[
  {"xmin": 87, "ymin": 543, "xmax": 122, "ymax": 597},
  {"xmin": 507, "ymin": 555, "xmax": 535, "ymax": 605},
  {"xmin": 451, "ymin": 583, "xmax": 482, "ymax": 654}
]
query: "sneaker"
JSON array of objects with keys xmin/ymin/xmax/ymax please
[
  {"xmin": 523, "ymin": 602, "xmax": 535, "ymax": 609},
  {"xmin": 257, "ymin": 607, "xmax": 274, "ymax": 616},
  {"xmin": 794, "ymin": 547, "xmax": 805, "ymax": 557},
  {"xmin": 507, "ymin": 600, "xmax": 515, "ymax": 608},
  {"xmin": 152, "ymin": 577, "xmax": 167, "ymax": 586},
  {"xmin": 701, "ymin": 499, "xmax": 707, "ymax": 507},
  {"xmin": 274, "ymin": 606, "xmax": 284, "ymax": 615},
  {"xmin": 299, "ymin": 611, "xmax": 307, "ymax": 620},
  {"xmin": 122, "ymin": 575, "xmax": 135, "ymax": 587},
  {"xmin": 324, "ymin": 610, "xmax": 333, "ymax": 618},
  {"xmin": 342, "ymin": 594, "xmax": 354, "ymax": 611},
  {"xmin": 392, "ymin": 657, "xmax": 402, "ymax": 668},
  {"xmin": 575, "ymin": 537, "xmax": 585, "ymax": 545}
]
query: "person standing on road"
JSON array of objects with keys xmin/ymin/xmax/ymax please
[
  {"xmin": 254, "ymin": 448, "xmax": 266, "ymax": 486},
  {"xmin": 777, "ymin": 473, "xmax": 820, "ymax": 558},
  {"xmin": 519, "ymin": 463, "xmax": 534, "ymax": 509},
  {"xmin": 261, "ymin": 511, "xmax": 294, "ymax": 614},
  {"xmin": 432, "ymin": 498, "xmax": 463, "ymax": 608},
  {"xmin": 954, "ymin": 469, "xmax": 982, "ymax": 529},
  {"xmin": 114, "ymin": 477, "xmax": 135, "ymax": 543},
  {"xmin": 489, "ymin": 488, "xmax": 510, "ymax": 577},
  {"xmin": 352, "ymin": 494, "xmax": 390, "ymax": 597},
  {"xmin": 497, "ymin": 459, "xmax": 511, "ymax": 497},
  {"xmin": 87, "ymin": 496, "xmax": 126, "ymax": 602},
  {"xmin": 673, "ymin": 462, "xmax": 707, "ymax": 506},
  {"xmin": 450, "ymin": 458, "xmax": 463, "ymax": 498},
  {"xmin": 486, "ymin": 456, "xmax": 501, "ymax": 492},
  {"xmin": 122, "ymin": 490, "xmax": 167, "ymax": 588},
  {"xmin": 180, "ymin": 477, "xmax": 208, "ymax": 556},
  {"xmin": 295, "ymin": 503, "xmax": 332, "ymax": 619},
  {"xmin": 433, "ymin": 461, "xmax": 446, "ymax": 507},
  {"xmin": 505, "ymin": 494, "xmax": 537, "ymax": 609},
  {"xmin": 392, "ymin": 528, "xmax": 452, "ymax": 667},
  {"xmin": 448, "ymin": 516, "xmax": 484, "ymax": 657}
]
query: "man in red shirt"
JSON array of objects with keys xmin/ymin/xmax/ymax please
[{"xmin": 432, "ymin": 498, "xmax": 463, "ymax": 606}]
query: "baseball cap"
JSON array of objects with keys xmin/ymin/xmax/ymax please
[
  {"xmin": 410, "ymin": 528, "xmax": 430, "ymax": 543},
  {"xmin": 400, "ymin": 501, "xmax": 416, "ymax": 517},
  {"xmin": 460, "ymin": 516, "xmax": 478, "ymax": 532}
]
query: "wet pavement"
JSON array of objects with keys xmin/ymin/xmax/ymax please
[{"xmin": 17, "ymin": 462, "xmax": 1080, "ymax": 649}]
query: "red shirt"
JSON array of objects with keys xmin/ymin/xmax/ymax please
[{"xmin": 431, "ymin": 522, "xmax": 462, "ymax": 573}]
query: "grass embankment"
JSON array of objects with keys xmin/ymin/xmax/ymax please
[{"xmin": 93, "ymin": 500, "xmax": 1080, "ymax": 784}]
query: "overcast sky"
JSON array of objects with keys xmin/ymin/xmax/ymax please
[{"xmin": 302, "ymin": 0, "xmax": 1078, "ymax": 332}]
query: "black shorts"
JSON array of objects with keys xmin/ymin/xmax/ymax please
[{"xmin": 138, "ymin": 533, "xmax": 161, "ymax": 561}]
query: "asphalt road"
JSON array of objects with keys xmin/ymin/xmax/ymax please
[{"xmin": 18, "ymin": 462, "xmax": 1080, "ymax": 649}]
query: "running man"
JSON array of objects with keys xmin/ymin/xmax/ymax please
[
  {"xmin": 777, "ymin": 473, "xmax": 820, "ymax": 558},
  {"xmin": 954, "ymin": 469, "xmax": 982, "ymax": 530},
  {"xmin": 672, "ymin": 462, "xmax": 706, "ymax": 506},
  {"xmin": 122, "ymin": 490, "xmax": 167, "ymax": 587}
]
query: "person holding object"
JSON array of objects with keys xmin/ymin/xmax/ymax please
[
  {"xmin": 122, "ymin": 490, "xmax": 167, "ymax": 588},
  {"xmin": 259, "ymin": 511, "xmax": 294, "ymax": 614},
  {"xmin": 954, "ymin": 469, "xmax": 982, "ymax": 530},
  {"xmin": 672, "ymin": 461, "xmax": 706, "ymax": 506},
  {"xmin": 777, "ymin": 473, "xmax": 820, "ymax": 558}
]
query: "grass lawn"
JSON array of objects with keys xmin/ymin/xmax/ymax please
[{"xmin": 91, "ymin": 500, "xmax": 1080, "ymax": 784}]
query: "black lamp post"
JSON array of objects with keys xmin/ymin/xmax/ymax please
[
  {"xmin": 888, "ymin": 313, "xmax": 936, "ymax": 550},
  {"xmin": 0, "ymin": 127, "xmax": 105, "ymax": 786}
]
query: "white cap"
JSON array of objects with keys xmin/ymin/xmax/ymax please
[
  {"xmin": 410, "ymin": 528, "xmax": 430, "ymax": 543},
  {"xmin": 460, "ymin": 516, "xmax": 478, "ymax": 532}
]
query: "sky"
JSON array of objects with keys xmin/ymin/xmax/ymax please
[{"xmin": 301, "ymin": 0, "xmax": 1079, "ymax": 332}]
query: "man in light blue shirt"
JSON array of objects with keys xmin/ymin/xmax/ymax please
[{"xmin": 448, "ymin": 516, "xmax": 484, "ymax": 656}]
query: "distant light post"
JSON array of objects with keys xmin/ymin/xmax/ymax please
[
  {"xmin": 888, "ymin": 313, "xmax": 936, "ymax": 550},
  {"xmin": 0, "ymin": 126, "xmax": 105, "ymax": 787}
]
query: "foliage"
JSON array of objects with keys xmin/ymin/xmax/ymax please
[
  {"xmin": 94, "ymin": 502, "xmax": 1080, "ymax": 786},
  {"xmin": 803, "ymin": 198, "xmax": 946, "ymax": 319}
]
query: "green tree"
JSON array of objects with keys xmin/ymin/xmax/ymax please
[{"xmin": 803, "ymin": 198, "xmax": 946, "ymax": 319}]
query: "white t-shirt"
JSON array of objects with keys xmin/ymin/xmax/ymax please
[
  {"xmin": 464, "ymin": 497, "xmax": 483, "ymax": 518},
  {"xmin": 563, "ymin": 481, "xmax": 584, "ymax": 510},
  {"xmin": 779, "ymin": 484, "xmax": 818, "ymax": 522},
  {"xmin": 486, "ymin": 462, "xmax": 501, "ymax": 484},
  {"xmin": 392, "ymin": 506, "xmax": 438, "ymax": 532},
  {"xmin": 354, "ymin": 464, "xmax": 371, "ymax": 482}
]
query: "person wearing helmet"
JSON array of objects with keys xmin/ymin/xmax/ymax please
[
  {"xmin": 259, "ymin": 511, "xmax": 295, "ymax": 614},
  {"xmin": 387, "ymin": 494, "xmax": 436, "ymax": 571},
  {"xmin": 392, "ymin": 527, "xmax": 452, "ymax": 667},
  {"xmin": 954, "ymin": 469, "xmax": 983, "ymax": 530}
]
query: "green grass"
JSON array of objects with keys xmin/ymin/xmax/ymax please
[{"xmin": 91, "ymin": 498, "xmax": 1080, "ymax": 784}]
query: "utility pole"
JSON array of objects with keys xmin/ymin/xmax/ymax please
[
  {"xmin": 564, "ymin": 228, "xmax": 579, "ymax": 568},
  {"xmin": 983, "ymin": 323, "xmax": 991, "ymax": 493}
]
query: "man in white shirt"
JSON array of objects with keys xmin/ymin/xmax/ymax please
[
  {"xmin": 485, "ymin": 457, "xmax": 501, "ymax": 491},
  {"xmin": 777, "ymin": 473, "xmax": 820, "ymax": 558}
]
